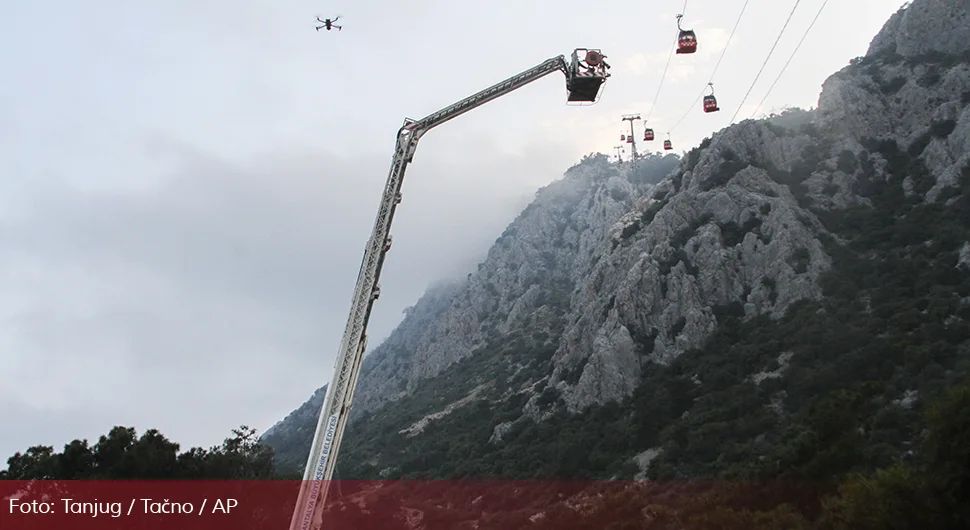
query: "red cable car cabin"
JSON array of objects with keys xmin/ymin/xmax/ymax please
[
  {"xmin": 643, "ymin": 128, "xmax": 655, "ymax": 141},
  {"xmin": 677, "ymin": 30, "xmax": 697, "ymax": 54},
  {"xmin": 702, "ymin": 83, "xmax": 719, "ymax": 112},
  {"xmin": 626, "ymin": 136, "xmax": 633, "ymax": 144},
  {"xmin": 703, "ymin": 94, "xmax": 720, "ymax": 112},
  {"xmin": 620, "ymin": 134, "xmax": 626, "ymax": 141},
  {"xmin": 675, "ymin": 14, "xmax": 697, "ymax": 54},
  {"xmin": 663, "ymin": 139, "xmax": 673, "ymax": 150}
]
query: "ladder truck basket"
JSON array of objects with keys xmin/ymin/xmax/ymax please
[{"xmin": 566, "ymin": 48, "xmax": 610, "ymax": 105}]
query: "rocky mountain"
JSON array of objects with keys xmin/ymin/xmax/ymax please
[
  {"xmin": 261, "ymin": 153, "xmax": 680, "ymax": 472},
  {"xmin": 263, "ymin": 0, "xmax": 970, "ymax": 483}
]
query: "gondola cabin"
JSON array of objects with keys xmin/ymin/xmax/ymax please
[
  {"xmin": 676, "ymin": 30, "xmax": 697, "ymax": 54},
  {"xmin": 620, "ymin": 134, "xmax": 626, "ymax": 141},
  {"xmin": 663, "ymin": 139, "xmax": 673, "ymax": 150},
  {"xmin": 566, "ymin": 48, "xmax": 612, "ymax": 104},
  {"xmin": 643, "ymin": 128, "xmax": 655, "ymax": 141},
  {"xmin": 703, "ymin": 94, "xmax": 719, "ymax": 113},
  {"xmin": 626, "ymin": 135, "xmax": 633, "ymax": 144}
]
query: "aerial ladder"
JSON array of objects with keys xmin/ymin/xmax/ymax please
[{"xmin": 288, "ymin": 48, "xmax": 611, "ymax": 530}]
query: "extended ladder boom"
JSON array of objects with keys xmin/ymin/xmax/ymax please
[{"xmin": 289, "ymin": 49, "xmax": 610, "ymax": 530}]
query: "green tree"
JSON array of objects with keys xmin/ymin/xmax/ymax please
[
  {"xmin": 920, "ymin": 376, "xmax": 970, "ymax": 529},
  {"xmin": 1, "ymin": 424, "xmax": 279, "ymax": 480},
  {"xmin": 817, "ymin": 464, "xmax": 939, "ymax": 530},
  {"xmin": 817, "ymin": 376, "xmax": 970, "ymax": 530}
]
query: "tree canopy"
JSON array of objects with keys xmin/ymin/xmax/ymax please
[{"xmin": 0, "ymin": 425, "xmax": 293, "ymax": 480}]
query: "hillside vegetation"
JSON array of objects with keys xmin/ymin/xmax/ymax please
[{"xmin": 7, "ymin": 379, "xmax": 967, "ymax": 528}]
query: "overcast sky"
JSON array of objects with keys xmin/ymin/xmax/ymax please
[{"xmin": 0, "ymin": 0, "xmax": 908, "ymax": 460}]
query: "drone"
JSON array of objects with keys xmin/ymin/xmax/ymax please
[{"xmin": 315, "ymin": 16, "xmax": 342, "ymax": 31}]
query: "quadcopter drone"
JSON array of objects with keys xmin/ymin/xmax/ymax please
[{"xmin": 315, "ymin": 16, "xmax": 342, "ymax": 31}]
